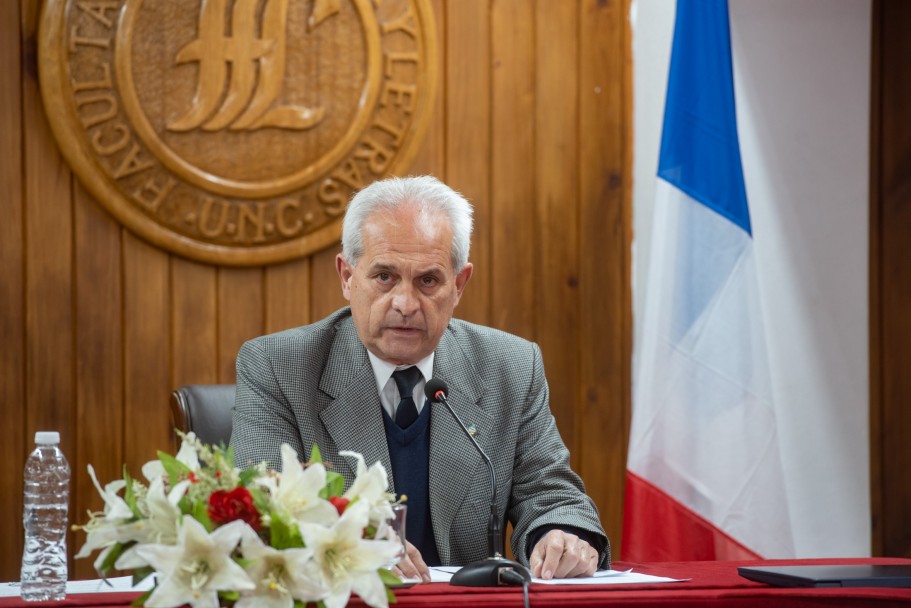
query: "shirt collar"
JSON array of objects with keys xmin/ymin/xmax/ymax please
[{"xmin": 366, "ymin": 350, "xmax": 435, "ymax": 397}]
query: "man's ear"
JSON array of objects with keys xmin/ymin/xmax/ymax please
[
  {"xmin": 453, "ymin": 263, "xmax": 473, "ymax": 304},
  {"xmin": 336, "ymin": 254, "xmax": 354, "ymax": 301}
]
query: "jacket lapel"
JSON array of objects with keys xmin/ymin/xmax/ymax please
[
  {"xmin": 429, "ymin": 326, "xmax": 493, "ymax": 563},
  {"xmin": 318, "ymin": 318, "xmax": 393, "ymax": 490}
]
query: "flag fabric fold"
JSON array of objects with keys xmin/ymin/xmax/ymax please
[{"xmin": 624, "ymin": 0, "xmax": 795, "ymax": 561}]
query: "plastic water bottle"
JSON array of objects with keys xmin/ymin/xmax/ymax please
[{"xmin": 20, "ymin": 431, "xmax": 70, "ymax": 602}]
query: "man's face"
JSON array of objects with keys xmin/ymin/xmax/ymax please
[{"xmin": 336, "ymin": 204, "xmax": 473, "ymax": 365}]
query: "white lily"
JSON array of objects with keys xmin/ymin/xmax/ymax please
[
  {"xmin": 260, "ymin": 444, "xmax": 337, "ymax": 527},
  {"xmin": 115, "ymin": 476, "xmax": 190, "ymax": 570},
  {"xmin": 142, "ymin": 432, "xmax": 202, "ymax": 482},
  {"xmin": 134, "ymin": 518, "xmax": 255, "ymax": 608},
  {"xmin": 89, "ymin": 464, "xmax": 134, "ymax": 520},
  {"xmin": 299, "ymin": 500, "xmax": 401, "ymax": 608},
  {"xmin": 339, "ymin": 451, "xmax": 394, "ymax": 526},
  {"xmin": 75, "ymin": 465, "xmax": 137, "ymax": 564},
  {"xmin": 236, "ymin": 527, "xmax": 324, "ymax": 608}
]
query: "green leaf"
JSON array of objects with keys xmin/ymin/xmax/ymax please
[
  {"xmin": 131, "ymin": 567, "xmax": 155, "ymax": 586},
  {"xmin": 320, "ymin": 471, "xmax": 344, "ymax": 499},
  {"xmin": 238, "ymin": 466, "xmax": 260, "ymax": 487},
  {"xmin": 121, "ymin": 468, "xmax": 147, "ymax": 520},
  {"xmin": 269, "ymin": 512, "xmax": 304, "ymax": 549},
  {"xmin": 131, "ymin": 588, "xmax": 153, "ymax": 606},
  {"xmin": 191, "ymin": 500, "xmax": 214, "ymax": 532},
  {"xmin": 309, "ymin": 444, "xmax": 322, "ymax": 464},
  {"xmin": 218, "ymin": 590, "xmax": 240, "ymax": 601},
  {"xmin": 378, "ymin": 568, "xmax": 402, "ymax": 586},
  {"xmin": 99, "ymin": 542, "xmax": 133, "ymax": 574},
  {"xmin": 157, "ymin": 451, "xmax": 191, "ymax": 483}
]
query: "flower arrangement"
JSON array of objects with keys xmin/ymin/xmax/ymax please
[{"xmin": 75, "ymin": 433, "xmax": 404, "ymax": 608}]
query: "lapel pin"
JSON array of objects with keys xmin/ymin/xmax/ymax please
[{"xmin": 466, "ymin": 424, "xmax": 478, "ymax": 437}]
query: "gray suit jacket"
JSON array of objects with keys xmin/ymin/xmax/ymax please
[{"xmin": 231, "ymin": 308, "xmax": 609, "ymax": 567}]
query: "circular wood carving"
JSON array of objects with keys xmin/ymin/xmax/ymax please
[{"xmin": 39, "ymin": 0, "xmax": 437, "ymax": 265}]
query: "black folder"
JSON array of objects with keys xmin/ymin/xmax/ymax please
[{"xmin": 738, "ymin": 564, "xmax": 911, "ymax": 588}]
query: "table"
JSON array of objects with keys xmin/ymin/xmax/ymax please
[{"xmin": 2, "ymin": 558, "xmax": 910, "ymax": 607}]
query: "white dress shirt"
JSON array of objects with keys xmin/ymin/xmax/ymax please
[{"xmin": 366, "ymin": 351, "xmax": 435, "ymax": 421}]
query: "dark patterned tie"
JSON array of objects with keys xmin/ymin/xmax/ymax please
[{"xmin": 392, "ymin": 366, "xmax": 422, "ymax": 428}]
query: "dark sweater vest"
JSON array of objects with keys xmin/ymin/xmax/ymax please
[{"xmin": 382, "ymin": 402, "xmax": 441, "ymax": 566}]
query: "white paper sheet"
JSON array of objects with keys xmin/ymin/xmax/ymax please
[
  {"xmin": 0, "ymin": 576, "xmax": 155, "ymax": 598},
  {"xmin": 428, "ymin": 566, "xmax": 684, "ymax": 585}
]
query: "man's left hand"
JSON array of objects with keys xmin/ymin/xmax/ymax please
[{"xmin": 529, "ymin": 530, "xmax": 598, "ymax": 579}]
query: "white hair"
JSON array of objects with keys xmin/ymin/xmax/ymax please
[{"xmin": 341, "ymin": 175, "xmax": 473, "ymax": 269}]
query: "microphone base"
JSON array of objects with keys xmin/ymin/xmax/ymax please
[{"xmin": 450, "ymin": 557, "xmax": 532, "ymax": 587}]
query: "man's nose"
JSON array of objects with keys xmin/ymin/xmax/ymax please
[{"xmin": 391, "ymin": 281, "xmax": 420, "ymax": 316}]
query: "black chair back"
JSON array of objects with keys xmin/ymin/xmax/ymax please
[{"xmin": 170, "ymin": 384, "xmax": 236, "ymax": 448}]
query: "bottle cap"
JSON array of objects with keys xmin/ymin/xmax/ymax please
[{"xmin": 35, "ymin": 432, "xmax": 60, "ymax": 445}]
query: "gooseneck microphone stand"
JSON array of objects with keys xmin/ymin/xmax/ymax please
[{"xmin": 425, "ymin": 379, "xmax": 532, "ymax": 587}]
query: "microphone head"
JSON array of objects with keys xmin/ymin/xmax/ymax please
[{"xmin": 424, "ymin": 378, "xmax": 448, "ymax": 402}]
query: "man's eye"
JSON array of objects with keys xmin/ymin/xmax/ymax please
[
  {"xmin": 421, "ymin": 276, "xmax": 438, "ymax": 287},
  {"xmin": 377, "ymin": 272, "xmax": 391, "ymax": 282}
]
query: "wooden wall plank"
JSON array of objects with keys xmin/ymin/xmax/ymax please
[
  {"xmin": 0, "ymin": 0, "xmax": 24, "ymax": 582},
  {"xmin": 265, "ymin": 259, "xmax": 312, "ymax": 333},
  {"xmin": 534, "ymin": 0, "xmax": 580, "ymax": 460},
  {"xmin": 446, "ymin": 0, "xmax": 491, "ymax": 325},
  {"xmin": 217, "ymin": 268, "xmax": 264, "ymax": 383},
  {"xmin": 872, "ymin": 0, "xmax": 911, "ymax": 558},
  {"xmin": 310, "ymin": 245, "xmax": 347, "ymax": 320},
  {"xmin": 578, "ymin": 0, "xmax": 632, "ymax": 551},
  {"xmin": 72, "ymin": 185, "xmax": 123, "ymax": 579},
  {"xmin": 408, "ymin": 0, "xmax": 446, "ymax": 179},
  {"xmin": 490, "ymin": 0, "xmax": 535, "ymax": 341},
  {"xmin": 22, "ymin": 0, "xmax": 77, "ymax": 574},
  {"xmin": 171, "ymin": 258, "xmax": 218, "ymax": 387},
  {"xmin": 123, "ymin": 234, "xmax": 172, "ymax": 467},
  {"xmin": 869, "ymin": 0, "xmax": 883, "ymax": 558}
]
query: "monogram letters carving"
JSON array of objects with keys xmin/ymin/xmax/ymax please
[{"xmin": 39, "ymin": 0, "xmax": 437, "ymax": 265}]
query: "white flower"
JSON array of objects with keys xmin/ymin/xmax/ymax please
[
  {"xmin": 134, "ymin": 518, "xmax": 255, "ymax": 608},
  {"xmin": 299, "ymin": 501, "xmax": 401, "ymax": 608},
  {"xmin": 75, "ymin": 465, "xmax": 136, "ymax": 566},
  {"xmin": 236, "ymin": 527, "xmax": 324, "ymax": 608},
  {"xmin": 89, "ymin": 465, "xmax": 134, "ymax": 520},
  {"xmin": 142, "ymin": 433, "xmax": 202, "ymax": 482},
  {"xmin": 115, "ymin": 476, "xmax": 189, "ymax": 570},
  {"xmin": 260, "ymin": 444, "xmax": 337, "ymax": 527},
  {"xmin": 339, "ymin": 451, "xmax": 394, "ymax": 526}
]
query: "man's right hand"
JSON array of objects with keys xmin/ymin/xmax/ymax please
[{"xmin": 391, "ymin": 540, "xmax": 431, "ymax": 583}]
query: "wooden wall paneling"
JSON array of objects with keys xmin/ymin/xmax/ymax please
[
  {"xmin": 577, "ymin": 0, "xmax": 632, "ymax": 553},
  {"xmin": 73, "ymin": 184, "xmax": 124, "ymax": 579},
  {"xmin": 873, "ymin": 0, "xmax": 911, "ymax": 558},
  {"xmin": 217, "ymin": 268, "xmax": 264, "ymax": 383},
  {"xmin": 408, "ymin": 0, "xmax": 446, "ymax": 179},
  {"xmin": 310, "ymin": 245, "xmax": 347, "ymax": 320},
  {"xmin": 869, "ymin": 0, "xmax": 884, "ymax": 558},
  {"xmin": 122, "ymin": 234, "xmax": 172, "ymax": 466},
  {"xmin": 170, "ymin": 258, "xmax": 218, "ymax": 387},
  {"xmin": 265, "ymin": 259, "xmax": 313, "ymax": 334},
  {"xmin": 22, "ymin": 0, "xmax": 78, "ymax": 572},
  {"xmin": 0, "ymin": 0, "xmax": 24, "ymax": 582},
  {"xmin": 533, "ymin": 0, "xmax": 580, "ymax": 462},
  {"xmin": 490, "ymin": 0, "xmax": 535, "ymax": 341},
  {"xmin": 446, "ymin": 0, "xmax": 491, "ymax": 326}
]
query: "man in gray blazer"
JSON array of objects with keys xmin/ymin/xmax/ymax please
[{"xmin": 232, "ymin": 176, "xmax": 608, "ymax": 581}]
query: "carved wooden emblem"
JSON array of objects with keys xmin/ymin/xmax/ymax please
[{"xmin": 39, "ymin": 0, "xmax": 437, "ymax": 265}]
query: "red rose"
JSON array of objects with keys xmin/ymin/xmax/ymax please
[
  {"xmin": 328, "ymin": 496, "xmax": 350, "ymax": 515},
  {"xmin": 208, "ymin": 487, "xmax": 261, "ymax": 531}
]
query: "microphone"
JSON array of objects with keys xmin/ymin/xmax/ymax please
[{"xmin": 425, "ymin": 378, "xmax": 531, "ymax": 587}]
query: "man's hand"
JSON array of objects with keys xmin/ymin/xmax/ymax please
[
  {"xmin": 529, "ymin": 530, "xmax": 598, "ymax": 580},
  {"xmin": 391, "ymin": 540, "xmax": 431, "ymax": 583}
]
